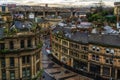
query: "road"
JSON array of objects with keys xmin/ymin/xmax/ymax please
[
  {"xmin": 41, "ymin": 36, "xmax": 93, "ymax": 80},
  {"xmin": 41, "ymin": 37, "xmax": 55, "ymax": 80}
]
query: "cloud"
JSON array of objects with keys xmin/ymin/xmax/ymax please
[{"xmin": 0, "ymin": 0, "xmax": 118, "ymax": 6}]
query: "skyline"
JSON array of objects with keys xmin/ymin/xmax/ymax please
[{"xmin": 0, "ymin": 0, "xmax": 120, "ymax": 6}]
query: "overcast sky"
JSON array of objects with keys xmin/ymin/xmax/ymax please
[{"xmin": 0, "ymin": 0, "xmax": 120, "ymax": 6}]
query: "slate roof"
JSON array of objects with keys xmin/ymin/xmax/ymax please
[
  {"xmin": 10, "ymin": 21, "xmax": 33, "ymax": 31},
  {"xmin": 53, "ymin": 26, "xmax": 120, "ymax": 47}
]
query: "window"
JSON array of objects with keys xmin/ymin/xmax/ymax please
[
  {"xmin": 62, "ymin": 47, "xmax": 68, "ymax": 53},
  {"xmin": 70, "ymin": 51, "xmax": 79, "ymax": 58},
  {"xmin": 92, "ymin": 46, "xmax": 96, "ymax": 51},
  {"xmin": 62, "ymin": 41, "xmax": 68, "ymax": 46},
  {"xmin": 106, "ymin": 48, "xmax": 110, "ymax": 53},
  {"xmin": 2, "ymin": 6, "xmax": 6, "ymax": 12},
  {"xmin": 27, "ymin": 39, "xmax": 32, "ymax": 47},
  {"xmin": 20, "ymin": 40, "xmax": 25, "ymax": 48},
  {"xmin": 26, "ymin": 68, "xmax": 30, "ymax": 77},
  {"xmin": 22, "ymin": 56, "xmax": 30, "ymax": 64},
  {"xmin": 10, "ymin": 57, "xmax": 14, "ymax": 66},
  {"xmin": 9, "ymin": 41, "xmax": 14, "ymax": 49},
  {"xmin": 105, "ymin": 58, "xmax": 113, "ymax": 64},
  {"xmin": 22, "ymin": 68, "xmax": 26, "ymax": 78},
  {"xmin": 106, "ymin": 48, "xmax": 115, "ymax": 54},
  {"xmin": 103, "ymin": 67, "xmax": 110, "ymax": 76},
  {"xmin": 82, "ymin": 46, "xmax": 88, "ymax": 51},
  {"xmin": 92, "ymin": 55, "xmax": 95, "ymax": 60},
  {"xmin": 26, "ymin": 56, "xmax": 30, "ymax": 63},
  {"xmin": 22, "ymin": 56, "xmax": 25, "ymax": 64},
  {"xmin": 111, "ymin": 49, "xmax": 114, "ymax": 54},
  {"xmin": 22, "ymin": 67, "xmax": 31, "ymax": 78},
  {"xmin": 55, "ymin": 53, "xmax": 58, "ymax": 56},
  {"xmin": 0, "ymin": 43, "xmax": 5, "ymax": 50},
  {"xmin": 92, "ymin": 55, "xmax": 99, "ymax": 61},
  {"xmin": 10, "ymin": 71, "xmax": 15, "ymax": 80},
  {"xmin": 81, "ymin": 55, "xmax": 88, "ymax": 60},
  {"xmin": 70, "ymin": 43, "xmax": 79, "ymax": 49},
  {"xmin": 1, "ymin": 57, "xmax": 5, "ymax": 67},
  {"xmin": 96, "ymin": 55, "xmax": 99, "ymax": 61},
  {"xmin": 96, "ymin": 47, "xmax": 100, "ymax": 52},
  {"xmin": 92, "ymin": 46, "xmax": 100, "ymax": 52},
  {"xmin": 2, "ymin": 70, "xmax": 6, "ymax": 80}
]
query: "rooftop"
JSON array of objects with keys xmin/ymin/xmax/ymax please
[
  {"xmin": 0, "ymin": 19, "xmax": 39, "ymax": 39},
  {"xmin": 52, "ymin": 20, "xmax": 120, "ymax": 48}
]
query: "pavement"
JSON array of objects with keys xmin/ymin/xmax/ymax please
[{"xmin": 41, "ymin": 37, "xmax": 93, "ymax": 80}]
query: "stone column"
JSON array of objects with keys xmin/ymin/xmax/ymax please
[
  {"xmin": 40, "ymin": 51, "xmax": 42, "ymax": 70},
  {"xmin": 6, "ymin": 57, "xmax": 9, "ymax": 80},
  {"xmin": 6, "ymin": 70, "xmax": 9, "ymax": 80},
  {"xmin": 71, "ymin": 58, "xmax": 73, "ymax": 67},
  {"xmin": 15, "ymin": 57, "xmax": 19, "ymax": 79},
  {"xmin": 32, "ymin": 38, "xmax": 35, "ymax": 47},
  {"xmin": 100, "ymin": 65, "xmax": 103, "ymax": 76},
  {"xmin": 14, "ymin": 40, "xmax": 20, "ymax": 49},
  {"xmin": 31, "ymin": 56, "xmax": 34, "ymax": 78},
  {"xmin": 34, "ymin": 55, "xmax": 36, "ymax": 76},
  {"xmin": 88, "ymin": 62, "xmax": 90, "ymax": 72},
  {"xmin": 24, "ymin": 39, "xmax": 27, "ymax": 48},
  {"xmin": 115, "ymin": 68, "xmax": 118, "ymax": 80},
  {"xmin": 110, "ymin": 67, "xmax": 112, "ymax": 77},
  {"xmin": 19, "ymin": 57, "xmax": 22, "ymax": 78}
]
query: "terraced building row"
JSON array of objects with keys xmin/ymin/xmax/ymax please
[{"xmin": 51, "ymin": 26, "xmax": 120, "ymax": 80}]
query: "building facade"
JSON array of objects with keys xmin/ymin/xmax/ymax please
[
  {"xmin": 114, "ymin": 2, "xmax": 120, "ymax": 23},
  {"xmin": 0, "ymin": 18, "xmax": 42, "ymax": 80},
  {"xmin": 51, "ymin": 27, "xmax": 120, "ymax": 80},
  {"xmin": 0, "ymin": 5, "xmax": 9, "ymax": 13}
]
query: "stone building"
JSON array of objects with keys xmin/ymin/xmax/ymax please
[
  {"xmin": 0, "ymin": 16, "xmax": 42, "ymax": 80},
  {"xmin": 114, "ymin": 2, "xmax": 120, "ymax": 22},
  {"xmin": 51, "ymin": 25, "xmax": 120, "ymax": 80}
]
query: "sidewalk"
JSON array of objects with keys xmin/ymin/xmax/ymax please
[{"xmin": 42, "ymin": 54, "xmax": 93, "ymax": 80}]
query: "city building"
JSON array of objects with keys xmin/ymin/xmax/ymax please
[
  {"xmin": 0, "ymin": 14, "xmax": 42, "ymax": 80},
  {"xmin": 51, "ymin": 19, "xmax": 120, "ymax": 80},
  {"xmin": 0, "ymin": 5, "xmax": 9, "ymax": 13},
  {"xmin": 114, "ymin": 2, "xmax": 120, "ymax": 23}
]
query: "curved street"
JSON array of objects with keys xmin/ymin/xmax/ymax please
[{"xmin": 41, "ymin": 37, "xmax": 93, "ymax": 80}]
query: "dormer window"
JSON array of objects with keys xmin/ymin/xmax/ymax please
[
  {"xmin": 96, "ymin": 47, "xmax": 100, "ymax": 52},
  {"xmin": 106, "ymin": 48, "xmax": 110, "ymax": 53},
  {"xmin": 110, "ymin": 49, "xmax": 114, "ymax": 54},
  {"xmin": 106, "ymin": 48, "xmax": 114, "ymax": 54},
  {"xmin": 92, "ymin": 46, "xmax": 100, "ymax": 52},
  {"xmin": 92, "ymin": 46, "xmax": 96, "ymax": 51}
]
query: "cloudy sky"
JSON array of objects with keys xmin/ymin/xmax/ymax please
[{"xmin": 0, "ymin": 0, "xmax": 120, "ymax": 6}]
